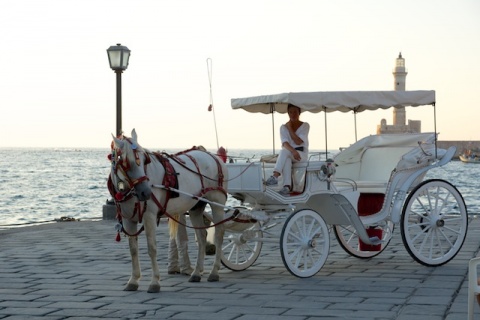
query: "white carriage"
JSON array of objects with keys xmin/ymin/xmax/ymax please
[{"xmin": 215, "ymin": 90, "xmax": 468, "ymax": 278}]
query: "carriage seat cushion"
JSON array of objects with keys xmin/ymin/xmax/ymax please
[
  {"xmin": 358, "ymin": 147, "xmax": 412, "ymax": 181},
  {"xmin": 334, "ymin": 147, "xmax": 414, "ymax": 192},
  {"xmin": 260, "ymin": 154, "xmax": 278, "ymax": 163}
]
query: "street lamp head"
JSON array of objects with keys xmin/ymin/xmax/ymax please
[{"xmin": 107, "ymin": 43, "xmax": 131, "ymax": 71}]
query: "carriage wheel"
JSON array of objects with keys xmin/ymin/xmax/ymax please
[
  {"xmin": 334, "ymin": 221, "xmax": 394, "ymax": 259},
  {"xmin": 401, "ymin": 179, "xmax": 468, "ymax": 266},
  {"xmin": 280, "ymin": 209, "xmax": 330, "ymax": 278},
  {"xmin": 221, "ymin": 221, "xmax": 263, "ymax": 271}
]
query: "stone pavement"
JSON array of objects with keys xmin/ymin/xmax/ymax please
[{"xmin": 1, "ymin": 215, "xmax": 480, "ymax": 320}]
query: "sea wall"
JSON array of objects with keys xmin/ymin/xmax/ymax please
[{"xmin": 437, "ymin": 140, "xmax": 480, "ymax": 159}]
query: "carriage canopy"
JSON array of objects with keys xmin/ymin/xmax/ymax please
[{"xmin": 231, "ymin": 90, "xmax": 436, "ymax": 114}]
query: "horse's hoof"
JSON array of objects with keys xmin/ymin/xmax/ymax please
[
  {"xmin": 207, "ymin": 274, "xmax": 219, "ymax": 282},
  {"xmin": 147, "ymin": 283, "xmax": 160, "ymax": 293},
  {"xmin": 206, "ymin": 243, "xmax": 216, "ymax": 255},
  {"xmin": 123, "ymin": 283, "xmax": 139, "ymax": 291},
  {"xmin": 188, "ymin": 275, "xmax": 202, "ymax": 282}
]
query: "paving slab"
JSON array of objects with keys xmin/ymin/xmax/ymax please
[{"xmin": 0, "ymin": 215, "xmax": 479, "ymax": 319}]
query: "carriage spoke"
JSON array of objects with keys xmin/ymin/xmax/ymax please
[
  {"xmin": 441, "ymin": 225, "xmax": 461, "ymax": 235},
  {"xmin": 232, "ymin": 248, "xmax": 240, "ymax": 264},
  {"xmin": 341, "ymin": 226, "xmax": 357, "ymax": 245},
  {"xmin": 418, "ymin": 227, "xmax": 432, "ymax": 256},
  {"xmin": 291, "ymin": 247, "xmax": 304, "ymax": 268},
  {"xmin": 435, "ymin": 229, "xmax": 448, "ymax": 255},
  {"xmin": 428, "ymin": 228, "xmax": 435, "ymax": 259},
  {"xmin": 309, "ymin": 225, "xmax": 323, "ymax": 239},
  {"xmin": 338, "ymin": 225, "xmax": 358, "ymax": 246},
  {"xmin": 410, "ymin": 224, "xmax": 432, "ymax": 243},
  {"xmin": 414, "ymin": 198, "xmax": 431, "ymax": 217},
  {"xmin": 239, "ymin": 245, "xmax": 249, "ymax": 262},
  {"xmin": 304, "ymin": 250, "xmax": 315, "ymax": 270},
  {"xmin": 443, "ymin": 215, "xmax": 463, "ymax": 222},
  {"xmin": 288, "ymin": 231, "xmax": 303, "ymax": 243},
  {"xmin": 437, "ymin": 227, "xmax": 455, "ymax": 247},
  {"xmin": 223, "ymin": 239, "xmax": 235, "ymax": 251}
]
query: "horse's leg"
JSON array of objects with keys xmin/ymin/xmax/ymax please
[
  {"xmin": 176, "ymin": 213, "xmax": 193, "ymax": 275},
  {"xmin": 143, "ymin": 212, "xmax": 161, "ymax": 293},
  {"xmin": 123, "ymin": 220, "xmax": 141, "ymax": 291},
  {"xmin": 208, "ymin": 202, "xmax": 226, "ymax": 282},
  {"xmin": 188, "ymin": 206, "xmax": 207, "ymax": 282},
  {"xmin": 167, "ymin": 235, "xmax": 180, "ymax": 274}
]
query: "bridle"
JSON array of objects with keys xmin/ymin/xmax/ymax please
[
  {"xmin": 108, "ymin": 137, "xmax": 153, "ymax": 240},
  {"xmin": 109, "ymin": 137, "xmax": 151, "ymax": 202}
]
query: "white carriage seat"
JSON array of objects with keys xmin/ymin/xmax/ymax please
[
  {"xmin": 293, "ymin": 160, "xmax": 332, "ymax": 193},
  {"xmin": 257, "ymin": 154, "xmax": 311, "ymax": 193},
  {"xmin": 292, "ymin": 161, "xmax": 309, "ymax": 193},
  {"xmin": 260, "ymin": 154, "xmax": 278, "ymax": 163},
  {"xmin": 334, "ymin": 147, "xmax": 416, "ymax": 193},
  {"xmin": 333, "ymin": 133, "xmax": 437, "ymax": 194},
  {"xmin": 395, "ymin": 141, "xmax": 447, "ymax": 171},
  {"xmin": 258, "ymin": 156, "xmax": 309, "ymax": 193}
]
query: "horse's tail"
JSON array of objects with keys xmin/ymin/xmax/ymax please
[{"xmin": 168, "ymin": 214, "xmax": 180, "ymax": 239}]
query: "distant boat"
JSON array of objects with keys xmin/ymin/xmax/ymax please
[{"xmin": 459, "ymin": 149, "xmax": 480, "ymax": 163}]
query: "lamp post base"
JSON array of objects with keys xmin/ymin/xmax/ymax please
[{"xmin": 102, "ymin": 199, "xmax": 116, "ymax": 220}]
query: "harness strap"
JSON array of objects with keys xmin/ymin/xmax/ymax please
[
  {"xmin": 153, "ymin": 152, "xmax": 179, "ymax": 197},
  {"xmin": 166, "ymin": 149, "xmax": 228, "ymax": 196},
  {"xmin": 150, "ymin": 153, "xmax": 182, "ymax": 224},
  {"xmin": 182, "ymin": 153, "xmax": 206, "ymax": 191},
  {"xmin": 205, "ymin": 151, "xmax": 225, "ymax": 188},
  {"xmin": 107, "ymin": 174, "xmax": 134, "ymax": 202},
  {"xmin": 114, "ymin": 200, "xmax": 147, "ymax": 240},
  {"xmin": 156, "ymin": 201, "xmax": 241, "ymax": 230}
]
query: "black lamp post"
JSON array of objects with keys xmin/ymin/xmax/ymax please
[{"xmin": 107, "ymin": 43, "xmax": 131, "ymax": 137}]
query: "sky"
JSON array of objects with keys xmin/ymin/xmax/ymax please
[{"xmin": 0, "ymin": 0, "xmax": 479, "ymax": 152}]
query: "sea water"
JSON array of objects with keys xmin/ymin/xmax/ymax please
[{"xmin": 0, "ymin": 147, "xmax": 478, "ymax": 228}]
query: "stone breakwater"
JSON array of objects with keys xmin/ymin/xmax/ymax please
[{"xmin": 437, "ymin": 140, "xmax": 480, "ymax": 158}]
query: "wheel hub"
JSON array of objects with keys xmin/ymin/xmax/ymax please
[
  {"xmin": 436, "ymin": 219, "xmax": 445, "ymax": 227},
  {"xmin": 308, "ymin": 239, "xmax": 317, "ymax": 248},
  {"xmin": 228, "ymin": 234, "xmax": 245, "ymax": 245}
]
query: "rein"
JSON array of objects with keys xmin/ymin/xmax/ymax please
[
  {"xmin": 149, "ymin": 193, "xmax": 241, "ymax": 230},
  {"xmin": 169, "ymin": 149, "xmax": 257, "ymax": 183},
  {"xmin": 114, "ymin": 201, "xmax": 147, "ymax": 241}
]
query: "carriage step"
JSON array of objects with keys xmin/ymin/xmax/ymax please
[
  {"xmin": 330, "ymin": 194, "xmax": 382, "ymax": 246},
  {"xmin": 368, "ymin": 236, "xmax": 381, "ymax": 245}
]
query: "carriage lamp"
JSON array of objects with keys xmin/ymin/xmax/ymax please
[{"xmin": 107, "ymin": 43, "xmax": 131, "ymax": 137}]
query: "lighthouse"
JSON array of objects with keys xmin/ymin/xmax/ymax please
[
  {"xmin": 393, "ymin": 52, "xmax": 407, "ymax": 126},
  {"xmin": 377, "ymin": 53, "xmax": 421, "ymax": 134}
]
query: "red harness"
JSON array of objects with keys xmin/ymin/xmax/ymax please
[
  {"xmin": 109, "ymin": 144, "xmax": 228, "ymax": 240},
  {"xmin": 148, "ymin": 148, "xmax": 227, "ymax": 224}
]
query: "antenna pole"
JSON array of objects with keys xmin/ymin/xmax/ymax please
[{"xmin": 207, "ymin": 58, "xmax": 219, "ymax": 149}]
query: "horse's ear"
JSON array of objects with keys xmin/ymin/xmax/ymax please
[
  {"xmin": 112, "ymin": 134, "xmax": 125, "ymax": 149},
  {"xmin": 131, "ymin": 129, "xmax": 137, "ymax": 142}
]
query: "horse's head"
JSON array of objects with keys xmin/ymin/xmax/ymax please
[{"xmin": 109, "ymin": 129, "xmax": 152, "ymax": 201}]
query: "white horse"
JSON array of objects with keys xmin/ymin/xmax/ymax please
[{"xmin": 109, "ymin": 129, "xmax": 228, "ymax": 292}]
